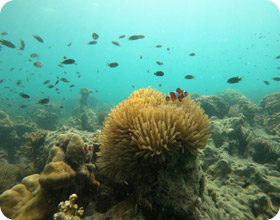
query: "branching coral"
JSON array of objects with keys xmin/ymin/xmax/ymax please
[
  {"xmin": 97, "ymin": 87, "xmax": 210, "ymax": 182},
  {"xmin": 53, "ymin": 193, "xmax": 84, "ymax": 220}
]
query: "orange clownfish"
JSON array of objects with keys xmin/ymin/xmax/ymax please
[
  {"xmin": 166, "ymin": 88, "xmax": 189, "ymax": 102},
  {"xmin": 82, "ymin": 144, "xmax": 92, "ymax": 153}
]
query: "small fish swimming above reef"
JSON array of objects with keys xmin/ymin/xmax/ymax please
[
  {"xmin": 92, "ymin": 32, "xmax": 99, "ymax": 40},
  {"xmin": 17, "ymin": 40, "xmax": 25, "ymax": 50},
  {"xmin": 112, "ymin": 41, "xmax": 120, "ymax": 46},
  {"xmin": 0, "ymin": 32, "xmax": 8, "ymax": 36},
  {"xmin": 60, "ymin": 59, "xmax": 75, "ymax": 64},
  {"xmin": 128, "ymin": 35, "xmax": 145, "ymax": 40},
  {"xmin": 34, "ymin": 62, "xmax": 43, "ymax": 68},
  {"xmin": 30, "ymin": 53, "xmax": 39, "ymax": 58},
  {"xmin": 82, "ymin": 144, "xmax": 92, "ymax": 153},
  {"xmin": 185, "ymin": 75, "xmax": 196, "ymax": 79},
  {"xmin": 0, "ymin": 39, "xmax": 16, "ymax": 48},
  {"xmin": 189, "ymin": 53, "xmax": 196, "ymax": 56},
  {"xmin": 43, "ymin": 80, "xmax": 50, "ymax": 85},
  {"xmin": 37, "ymin": 98, "xmax": 49, "ymax": 104},
  {"xmin": 155, "ymin": 45, "xmax": 162, "ymax": 48},
  {"xmin": 119, "ymin": 35, "xmax": 126, "ymax": 38},
  {"xmin": 61, "ymin": 59, "xmax": 75, "ymax": 64},
  {"xmin": 19, "ymin": 92, "xmax": 30, "ymax": 99},
  {"xmin": 166, "ymin": 88, "xmax": 189, "ymax": 102},
  {"xmin": 107, "ymin": 62, "xmax": 119, "ymax": 68},
  {"xmin": 88, "ymin": 41, "xmax": 97, "ymax": 45},
  {"xmin": 60, "ymin": 78, "xmax": 70, "ymax": 83},
  {"xmin": 272, "ymin": 77, "xmax": 280, "ymax": 81},
  {"xmin": 33, "ymin": 35, "xmax": 44, "ymax": 43},
  {"xmin": 227, "ymin": 76, "xmax": 243, "ymax": 84},
  {"xmin": 154, "ymin": 71, "xmax": 164, "ymax": 76},
  {"xmin": 263, "ymin": 80, "xmax": 270, "ymax": 85},
  {"xmin": 275, "ymin": 55, "xmax": 280, "ymax": 59},
  {"xmin": 156, "ymin": 61, "xmax": 163, "ymax": 65}
]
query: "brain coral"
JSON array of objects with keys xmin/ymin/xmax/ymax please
[{"xmin": 97, "ymin": 87, "xmax": 210, "ymax": 181}]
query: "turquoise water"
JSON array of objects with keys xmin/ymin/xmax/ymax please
[{"xmin": 0, "ymin": 0, "xmax": 280, "ymax": 111}]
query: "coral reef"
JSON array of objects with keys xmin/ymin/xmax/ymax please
[
  {"xmin": 0, "ymin": 132, "xmax": 99, "ymax": 220},
  {"xmin": 67, "ymin": 88, "xmax": 99, "ymax": 131},
  {"xmin": 1, "ymin": 88, "xmax": 279, "ymax": 220},
  {"xmin": 260, "ymin": 92, "xmax": 280, "ymax": 135},
  {"xmin": 0, "ymin": 110, "xmax": 36, "ymax": 161},
  {"xmin": 97, "ymin": 87, "xmax": 211, "ymax": 182},
  {"xmin": 219, "ymin": 89, "xmax": 248, "ymax": 106},
  {"xmin": 34, "ymin": 108, "xmax": 60, "ymax": 130},
  {"xmin": 194, "ymin": 95, "xmax": 230, "ymax": 119},
  {"xmin": 53, "ymin": 193, "xmax": 84, "ymax": 220}
]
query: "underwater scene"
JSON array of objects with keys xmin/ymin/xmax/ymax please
[{"xmin": 0, "ymin": 0, "xmax": 280, "ymax": 219}]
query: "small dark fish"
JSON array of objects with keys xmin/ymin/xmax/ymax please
[
  {"xmin": 55, "ymin": 79, "xmax": 60, "ymax": 85},
  {"xmin": 19, "ymin": 105, "xmax": 28, "ymax": 108},
  {"xmin": 107, "ymin": 62, "xmax": 119, "ymax": 68},
  {"xmin": 128, "ymin": 35, "xmax": 145, "ymax": 40},
  {"xmin": 0, "ymin": 79, "xmax": 4, "ymax": 83},
  {"xmin": 154, "ymin": 71, "xmax": 164, "ymax": 76},
  {"xmin": 34, "ymin": 62, "xmax": 43, "ymax": 68},
  {"xmin": 227, "ymin": 76, "xmax": 243, "ymax": 84},
  {"xmin": 0, "ymin": 39, "xmax": 16, "ymax": 48},
  {"xmin": 131, "ymin": 85, "xmax": 135, "ymax": 88},
  {"xmin": 37, "ymin": 98, "xmax": 49, "ymax": 104},
  {"xmin": 30, "ymin": 53, "xmax": 39, "ymax": 58},
  {"xmin": 140, "ymin": 55, "xmax": 143, "ymax": 59},
  {"xmin": 189, "ymin": 53, "xmax": 196, "ymax": 56},
  {"xmin": 48, "ymin": 85, "xmax": 54, "ymax": 88},
  {"xmin": 58, "ymin": 64, "xmax": 63, "ymax": 68},
  {"xmin": 167, "ymin": 48, "xmax": 170, "ymax": 51},
  {"xmin": 17, "ymin": 40, "xmax": 25, "ymax": 50},
  {"xmin": 272, "ymin": 77, "xmax": 280, "ymax": 81},
  {"xmin": 156, "ymin": 61, "xmax": 163, "ymax": 65},
  {"xmin": 159, "ymin": 83, "xmax": 162, "ymax": 87},
  {"xmin": 92, "ymin": 32, "xmax": 99, "ymax": 40},
  {"xmin": 0, "ymin": 32, "xmax": 8, "ymax": 36},
  {"xmin": 10, "ymin": 67, "xmax": 15, "ymax": 72},
  {"xmin": 67, "ymin": 42, "xmax": 71, "ymax": 46},
  {"xmin": 33, "ymin": 35, "xmax": 44, "ymax": 43},
  {"xmin": 276, "ymin": 67, "xmax": 280, "ymax": 69},
  {"xmin": 63, "ymin": 56, "xmax": 67, "ymax": 59},
  {"xmin": 112, "ymin": 41, "xmax": 120, "ymax": 46},
  {"xmin": 60, "ymin": 78, "xmax": 70, "ymax": 83},
  {"xmin": 69, "ymin": 84, "xmax": 75, "ymax": 88},
  {"xmin": 88, "ymin": 41, "xmax": 97, "ymax": 45},
  {"xmin": 16, "ymin": 80, "xmax": 22, "ymax": 86},
  {"xmin": 119, "ymin": 35, "xmax": 126, "ymax": 38},
  {"xmin": 43, "ymin": 80, "xmax": 50, "ymax": 85},
  {"xmin": 19, "ymin": 92, "xmax": 30, "ymax": 98},
  {"xmin": 184, "ymin": 75, "xmax": 195, "ymax": 79},
  {"xmin": 61, "ymin": 59, "xmax": 75, "ymax": 64},
  {"xmin": 263, "ymin": 80, "xmax": 270, "ymax": 85},
  {"xmin": 155, "ymin": 45, "xmax": 162, "ymax": 48},
  {"xmin": 275, "ymin": 55, "xmax": 280, "ymax": 59}
]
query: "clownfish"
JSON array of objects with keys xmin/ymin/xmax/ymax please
[
  {"xmin": 82, "ymin": 144, "xmax": 92, "ymax": 153},
  {"xmin": 166, "ymin": 88, "xmax": 189, "ymax": 102}
]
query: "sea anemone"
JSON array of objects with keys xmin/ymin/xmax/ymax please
[{"xmin": 97, "ymin": 87, "xmax": 210, "ymax": 181}]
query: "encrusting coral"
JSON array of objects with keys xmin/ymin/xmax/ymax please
[
  {"xmin": 97, "ymin": 87, "xmax": 210, "ymax": 182},
  {"xmin": 0, "ymin": 133, "xmax": 99, "ymax": 220}
]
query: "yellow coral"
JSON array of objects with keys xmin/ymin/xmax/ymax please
[{"xmin": 97, "ymin": 87, "xmax": 210, "ymax": 181}]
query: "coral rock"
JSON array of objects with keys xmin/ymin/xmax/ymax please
[{"xmin": 39, "ymin": 161, "xmax": 76, "ymax": 189}]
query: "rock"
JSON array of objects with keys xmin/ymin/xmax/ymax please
[
  {"xmin": 219, "ymin": 89, "xmax": 248, "ymax": 106},
  {"xmin": 259, "ymin": 92, "xmax": 280, "ymax": 135},
  {"xmin": 194, "ymin": 96, "xmax": 229, "ymax": 119}
]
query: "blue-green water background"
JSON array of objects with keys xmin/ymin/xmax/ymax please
[{"xmin": 0, "ymin": 0, "xmax": 280, "ymax": 113}]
